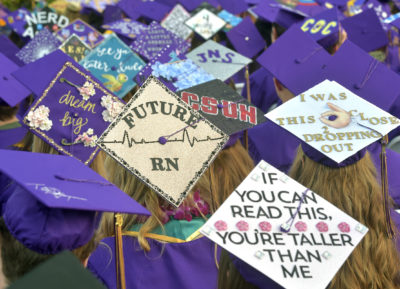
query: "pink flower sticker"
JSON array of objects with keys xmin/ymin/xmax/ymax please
[
  {"xmin": 214, "ymin": 220, "xmax": 227, "ymax": 231},
  {"xmin": 258, "ymin": 221, "xmax": 272, "ymax": 232},
  {"xmin": 236, "ymin": 220, "xmax": 249, "ymax": 231},
  {"xmin": 295, "ymin": 221, "xmax": 307, "ymax": 232},
  {"xmin": 338, "ymin": 222, "xmax": 350, "ymax": 233},
  {"xmin": 316, "ymin": 221, "xmax": 329, "ymax": 232}
]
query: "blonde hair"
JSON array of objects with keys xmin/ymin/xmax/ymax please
[
  {"xmin": 289, "ymin": 146, "xmax": 400, "ymax": 289},
  {"xmin": 101, "ymin": 140, "xmax": 254, "ymax": 251}
]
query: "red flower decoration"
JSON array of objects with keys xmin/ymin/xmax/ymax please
[
  {"xmin": 316, "ymin": 221, "xmax": 329, "ymax": 232},
  {"xmin": 258, "ymin": 221, "xmax": 272, "ymax": 232},
  {"xmin": 214, "ymin": 220, "xmax": 228, "ymax": 231},
  {"xmin": 295, "ymin": 221, "xmax": 307, "ymax": 232},
  {"xmin": 236, "ymin": 220, "xmax": 249, "ymax": 231}
]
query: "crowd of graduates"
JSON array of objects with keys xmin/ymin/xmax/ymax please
[{"xmin": 1, "ymin": 0, "xmax": 400, "ymax": 288}]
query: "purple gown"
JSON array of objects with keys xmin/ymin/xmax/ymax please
[{"xmin": 88, "ymin": 236, "xmax": 219, "ymax": 289}]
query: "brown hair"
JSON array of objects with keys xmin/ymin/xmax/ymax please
[
  {"xmin": 0, "ymin": 105, "xmax": 18, "ymax": 122},
  {"xmin": 100, "ymin": 140, "xmax": 254, "ymax": 251}
]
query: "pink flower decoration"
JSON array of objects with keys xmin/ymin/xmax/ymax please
[
  {"xmin": 258, "ymin": 221, "xmax": 272, "ymax": 232},
  {"xmin": 295, "ymin": 221, "xmax": 307, "ymax": 232},
  {"xmin": 214, "ymin": 220, "xmax": 228, "ymax": 231},
  {"xmin": 316, "ymin": 221, "xmax": 329, "ymax": 232},
  {"xmin": 236, "ymin": 220, "xmax": 249, "ymax": 231},
  {"xmin": 338, "ymin": 222, "xmax": 350, "ymax": 233}
]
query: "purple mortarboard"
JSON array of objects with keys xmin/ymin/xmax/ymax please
[
  {"xmin": 217, "ymin": 0, "xmax": 248, "ymax": 15},
  {"xmin": 252, "ymin": 0, "xmax": 308, "ymax": 29},
  {"xmin": 0, "ymin": 149, "xmax": 149, "ymax": 255},
  {"xmin": 102, "ymin": 4, "xmax": 124, "ymax": 24},
  {"xmin": 118, "ymin": 0, "xmax": 171, "ymax": 22},
  {"xmin": 12, "ymin": 50, "xmax": 73, "ymax": 97},
  {"xmin": 298, "ymin": 8, "xmax": 341, "ymax": 49},
  {"xmin": 226, "ymin": 17, "xmax": 266, "ymax": 58},
  {"xmin": 341, "ymin": 9, "xmax": 388, "ymax": 52},
  {"xmin": 56, "ymin": 19, "xmax": 104, "ymax": 49},
  {"xmin": 322, "ymin": 40, "xmax": 400, "ymax": 111},
  {"xmin": 0, "ymin": 35, "xmax": 24, "ymax": 67},
  {"xmin": 16, "ymin": 28, "xmax": 61, "ymax": 64},
  {"xmin": 102, "ymin": 19, "xmax": 147, "ymax": 40},
  {"xmin": 178, "ymin": 0, "xmax": 207, "ymax": 11},
  {"xmin": 5, "ymin": 8, "xmax": 31, "ymax": 37},
  {"xmin": 257, "ymin": 26, "xmax": 331, "ymax": 95},
  {"xmin": 0, "ymin": 53, "xmax": 31, "ymax": 107},
  {"xmin": 295, "ymin": 1, "xmax": 326, "ymax": 17},
  {"xmin": 21, "ymin": 60, "xmax": 125, "ymax": 165},
  {"xmin": 8, "ymin": 252, "xmax": 108, "ymax": 289}
]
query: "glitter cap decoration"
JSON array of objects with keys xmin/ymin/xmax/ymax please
[{"xmin": 97, "ymin": 76, "xmax": 228, "ymax": 207}]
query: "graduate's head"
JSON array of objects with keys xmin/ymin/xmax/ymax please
[
  {"xmin": 0, "ymin": 105, "xmax": 18, "ymax": 122},
  {"xmin": 101, "ymin": 140, "xmax": 254, "ymax": 251}
]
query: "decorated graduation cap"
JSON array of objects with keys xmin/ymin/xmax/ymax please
[
  {"xmin": 0, "ymin": 53, "xmax": 31, "ymax": 107},
  {"xmin": 200, "ymin": 160, "xmax": 368, "ymax": 289},
  {"xmin": 217, "ymin": 0, "xmax": 248, "ymax": 15},
  {"xmin": 16, "ymin": 28, "xmax": 61, "ymax": 64},
  {"xmin": 0, "ymin": 149, "xmax": 150, "ymax": 255},
  {"xmin": 56, "ymin": 19, "xmax": 104, "ymax": 49},
  {"xmin": 8, "ymin": 252, "xmax": 107, "ymax": 289},
  {"xmin": 322, "ymin": 40, "xmax": 400, "ymax": 112},
  {"xmin": 265, "ymin": 79, "xmax": 400, "ymax": 164},
  {"xmin": 135, "ymin": 45, "xmax": 215, "ymax": 92},
  {"xmin": 80, "ymin": 33, "xmax": 145, "ymax": 99},
  {"xmin": 130, "ymin": 21, "xmax": 191, "ymax": 61},
  {"xmin": 177, "ymin": 79, "xmax": 267, "ymax": 136},
  {"xmin": 97, "ymin": 76, "xmax": 228, "ymax": 207},
  {"xmin": 118, "ymin": 0, "xmax": 171, "ymax": 22},
  {"xmin": 252, "ymin": 0, "xmax": 308, "ymax": 29},
  {"xmin": 257, "ymin": 26, "xmax": 331, "ymax": 95},
  {"xmin": 341, "ymin": 8, "xmax": 388, "ymax": 52},
  {"xmin": 218, "ymin": 10, "xmax": 243, "ymax": 31},
  {"xmin": 101, "ymin": 18, "xmax": 147, "ymax": 40},
  {"xmin": 161, "ymin": 4, "xmax": 193, "ymax": 40},
  {"xmin": 186, "ymin": 40, "xmax": 252, "ymax": 81},
  {"xmin": 21, "ymin": 58, "xmax": 124, "ymax": 165},
  {"xmin": 226, "ymin": 16, "xmax": 266, "ymax": 58},
  {"xmin": 0, "ymin": 35, "xmax": 24, "ymax": 67},
  {"xmin": 59, "ymin": 34, "xmax": 92, "ymax": 63},
  {"xmin": 185, "ymin": 8, "xmax": 227, "ymax": 40},
  {"xmin": 298, "ymin": 7, "xmax": 341, "ymax": 49},
  {"xmin": 2, "ymin": 8, "xmax": 30, "ymax": 37}
]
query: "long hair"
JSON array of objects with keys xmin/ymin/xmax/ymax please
[
  {"xmin": 288, "ymin": 146, "xmax": 400, "ymax": 289},
  {"xmin": 218, "ymin": 146, "xmax": 400, "ymax": 289},
  {"xmin": 100, "ymin": 140, "xmax": 254, "ymax": 251}
]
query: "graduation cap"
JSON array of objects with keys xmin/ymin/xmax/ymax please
[
  {"xmin": 0, "ymin": 53, "xmax": 31, "ymax": 107},
  {"xmin": 226, "ymin": 16, "xmax": 266, "ymax": 58},
  {"xmin": 130, "ymin": 21, "xmax": 191, "ymax": 61},
  {"xmin": 322, "ymin": 40, "xmax": 400, "ymax": 112},
  {"xmin": 4, "ymin": 8, "xmax": 31, "ymax": 37},
  {"xmin": 252, "ymin": 0, "xmax": 308, "ymax": 29},
  {"xmin": 298, "ymin": 8, "xmax": 342, "ymax": 49},
  {"xmin": 257, "ymin": 26, "xmax": 331, "ymax": 95},
  {"xmin": 136, "ymin": 45, "xmax": 215, "ymax": 92},
  {"xmin": 97, "ymin": 76, "xmax": 228, "ymax": 207},
  {"xmin": 118, "ymin": 0, "xmax": 171, "ymax": 22},
  {"xmin": 12, "ymin": 49, "xmax": 73, "ymax": 98},
  {"xmin": 0, "ymin": 149, "xmax": 149, "ymax": 255},
  {"xmin": 181, "ymin": 0, "xmax": 218, "ymax": 13},
  {"xmin": 16, "ymin": 28, "xmax": 61, "ymax": 64},
  {"xmin": 218, "ymin": 10, "xmax": 243, "ymax": 32},
  {"xmin": 56, "ymin": 19, "xmax": 104, "ymax": 49},
  {"xmin": 8, "ymin": 252, "xmax": 107, "ymax": 289},
  {"xmin": 341, "ymin": 8, "xmax": 388, "ymax": 52},
  {"xmin": 59, "ymin": 34, "xmax": 92, "ymax": 63},
  {"xmin": 186, "ymin": 40, "xmax": 252, "ymax": 81},
  {"xmin": 102, "ymin": 18, "xmax": 148, "ymax": 40},
  {"xmin": 0, "ymin": 35, "xmax": 24, "ymax": 67},
  {"xmin": 217, "ymin": 0, "xmax": 248, "ymax": 15},
  {"xmin": 102, "ymin": 4, "xmax": 125, "ymax": 25},
  {"xmin": 21, "ymin": 59, "xmax": 124, "ymax": 165},
  {"xmin": 200, "ymin": 159, "xmax": 368, "ymax": 289},
  {"xmin": 185, "ymin": 8, "xmax": 227, "ymax": 40},
  {"xmin": 265, "ymin": 79, "xmax": 400, "ymax": 164},
  {"xmin": 161, "ymin": 4, "xmax": 193, "ymax": 40},
  {"xmin": 80, "ymin": 33, "xmax": 145, "ymax": 99},
  {"xmin": 177, "ymin": 79, "xmax": 267, "ymax": 136}
]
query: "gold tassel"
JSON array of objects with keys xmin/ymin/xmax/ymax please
[
  {"xmin": 380, "ymin": 135, "xmax": 394, "ymax": 239},
  {"xmin": 115, "ymin": 213, "xmax": 126, "ymax": 289},
  {"xmin": 244, "ymin": 65, "xmax": 252, "ymax": 151}
]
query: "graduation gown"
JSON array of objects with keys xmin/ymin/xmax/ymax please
[{"xmin": 0, "ymin": 122, "xmax": 26, "ymax": 150}]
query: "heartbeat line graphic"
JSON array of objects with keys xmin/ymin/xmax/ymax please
[{"xmin": 102, "ymin": 129, "xmax": 224, "ymax": 148}]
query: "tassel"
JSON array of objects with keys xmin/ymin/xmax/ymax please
[
  {"xmin": 380, "ymin": 135, "xmax": 394, "ymax": 239},
  {"xmin": 244, "ymin": 65, "xmax": 251, "ymax": 151},
  {"xmin": 115, "ymin": 213, "xmax": 126, "ymax": 289}
]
